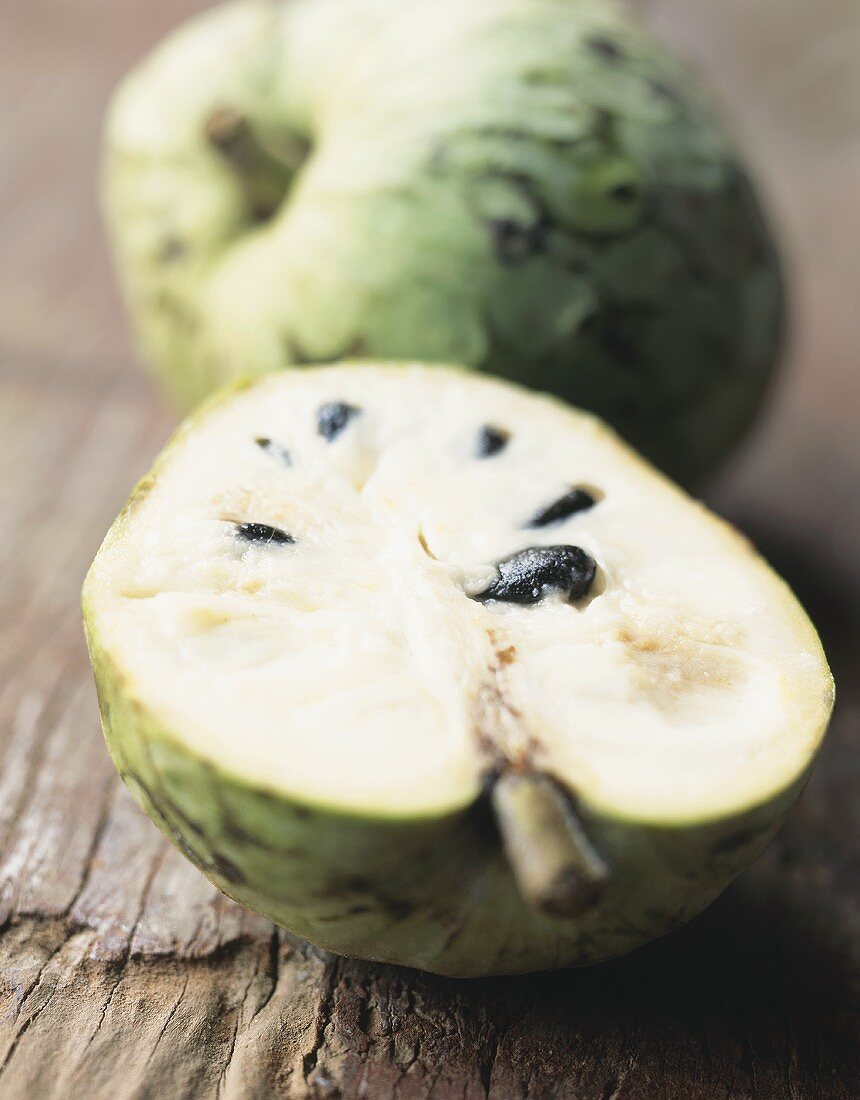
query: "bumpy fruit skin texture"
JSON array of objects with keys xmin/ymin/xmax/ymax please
[
  {"xmin": 104, "ymin": 0, "xmax": 784, "ymax": 484},
  {"xmin": 81, "ymin": 379, "xmax": 822, "ymax": 978}
]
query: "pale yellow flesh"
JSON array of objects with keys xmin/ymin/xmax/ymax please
[{"xmin": 86, "ymin": 366, "xmax": 832, "ymax": 821}]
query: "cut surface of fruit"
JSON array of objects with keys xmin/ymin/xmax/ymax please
[{"xmin": 85, "ymin": 365, "xmax": 831, "ymax": 829}]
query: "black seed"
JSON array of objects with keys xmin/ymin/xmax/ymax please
[
  {"xmin": 255, "ymin": 436, "xmax": 292, "ymax": 466},
  {"xmin": 526, "ymin": 488, "xmax": 596, "ymax": 528},
  {"xmin": 586, "ymin": 35, "xmax": 624, "ymax": 61},
  {"xmin": 472, "ymin": 545, "xmax": 596, "ymax": 605},
  {"xmin": 317, "ymin": 401, "xmax": 361, "ymax": 441},
  {"xmin": 235, "ymin": 522, "xmax": 295, "ymax": 545},
  {"xmin": 476, "ymin": 424, "xmax": 510, "ymax": 458}
]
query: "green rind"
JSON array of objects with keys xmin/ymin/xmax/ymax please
[
  {"xmin": 83, "ymin": 599, "xmax": 813, "ymax": 976},
  {"xmin": 103, "ymin": 0, "xmax": 784, "ymax": 484}
]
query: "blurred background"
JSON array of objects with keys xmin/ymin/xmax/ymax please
[{"xmin": 0, "ymin": 1, "xmax": 857, "ymax": 1096}]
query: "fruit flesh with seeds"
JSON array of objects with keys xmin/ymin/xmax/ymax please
[
  {"xmin": 103, "ymin": 0, "xmax": 783, "ymax": 483},
  {"xmin": 82, "ymin": 365, "xmax": 832, "ymax": 976}
]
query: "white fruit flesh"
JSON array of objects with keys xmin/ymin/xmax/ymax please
[{"xmin": 86, "ymin": 365, "xmax": 831, "ymax": 824}]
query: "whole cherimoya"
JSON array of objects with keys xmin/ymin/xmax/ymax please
[{"xmin": 103, "ymin": 0, "xmax": 784, "ymax": 483}]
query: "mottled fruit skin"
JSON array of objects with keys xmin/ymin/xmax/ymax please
[
  {"xmin": 83, "ymin": 615, "xmax": 807, "ymax": 977},
  {"xmin": 103, "ymin": 0, "xmax": 784, "ymax": 483}
]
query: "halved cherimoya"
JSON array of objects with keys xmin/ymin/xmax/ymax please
[{"xmin": 82, "ymin": 364, "xmax": 833, "ymax": 976}]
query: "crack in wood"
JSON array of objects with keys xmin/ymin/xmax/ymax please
[
  {"xmin": 77, "ymin": 965, "xmax": 127, "ymax": 1063},
  {"xmin": 139, "ymin": 973, "xmax": 190, "ymax": 1076},
  {"xmin": 64, "ymin": 776, "xmax": 119, "ymax": 921},
  {"xmin": 302, "ymin": 957, "xmax": 341, "ymax": 1091},
  {"xmin": 215, "ymin": 959, "xmax": 259, "ymax": 1097},
  {"xmin": 0, "ymin": 928, "xmax": 86, "ymax": 1085}
]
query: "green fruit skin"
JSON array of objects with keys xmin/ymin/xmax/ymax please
[
  {"xmin": 103, "ymin": 0, "xmax": 784, "ymax": 485},
  {"xmin": 83, "ymin": 617, "xmax": 814, "ymax": 978}
]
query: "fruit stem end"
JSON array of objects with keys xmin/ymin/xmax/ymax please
[{"xmin": 491, "ymin": 771, "xmax": 608, "ymax": 919}]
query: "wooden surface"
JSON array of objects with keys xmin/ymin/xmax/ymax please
[{"xmin": 1, "ymin": 1, "xmax": 858, "ymax": 1096}]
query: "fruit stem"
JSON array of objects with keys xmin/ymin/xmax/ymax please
[
  {"xmin": 491, "ymin": 772, "xmax": 608, "ymax": 919},
  {"xmin": 203, "ymin": 107, "xmax": 304, "ymax": 222}
]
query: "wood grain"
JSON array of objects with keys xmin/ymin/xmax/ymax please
[{"xmin": 0, "ymin": 1, "xmax": 858, "ymax": 1096}]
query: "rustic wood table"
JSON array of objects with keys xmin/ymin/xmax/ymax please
[{"xmin": 1, "ymin": 1, "xmax": 858, "ymax": 1096}]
